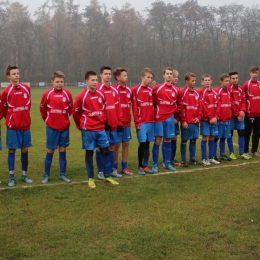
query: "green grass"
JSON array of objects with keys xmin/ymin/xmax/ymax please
[{"xmin": 0, "ymin": 88, "xmax": 260, "ymax": 259}]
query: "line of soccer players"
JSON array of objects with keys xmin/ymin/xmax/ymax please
[{"xmin": 1, "ymin": 65, "xmax": 260, "ymax": 188}]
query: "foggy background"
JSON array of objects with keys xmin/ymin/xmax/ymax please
[{"xmin": 0, "ymin": 0, "xmax": 259, "ymax": 86}]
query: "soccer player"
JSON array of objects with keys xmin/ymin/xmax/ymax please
[
  {"xmin": 1, "ymin": 65, "xmax": 33, "ymax": 187},
  {"xmin": 243, "ymin": 66, "xmax": 260, "ymax": 157},
  {"xmin": 179, "ymin": 72, "xmax": 202, "ymax": 167},
  {"xmin": 73, "ymin": 70, "xmax": 119, "ymax": 188},
  {"xmin": 161, "ymin": 70, "xmax": 182, "ymax": 167},
  {"xmin": 40, "ymin": 71, "xmax": 73, "ymax": 184},
  {"xmin": 214, "ymin": 74, "xmax": 232, "ymax": 161},
  {"xmin": 132, "ymin": 68, "xmax": 155, "ymax": 175},
  {"xmin": 95, "ymin": 66, "xmax": 123, "ymax": 179},
  {"xmin": 227, "ymin": 71, "xmax": 250, "ymax": 160},
  {"xmin": 152, "ymin": 67, "xmax": 178, "ymax": 172},
  {"xmin": 113, "ymin": 67, "xmax": 134, "ymax": 176},
  {"xmin": 199, "ymin": 74, "xmax": 220, "ymax": 165}
]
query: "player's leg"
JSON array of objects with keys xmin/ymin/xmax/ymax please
[
  {"xmin": 244, "ymin": 116, "xmax": 253, "ymax": 157},
  {"xmin": 227, "ymin": 118, "xmax": 236, "ymax": 159},
  {"xmin": 121, "ymin": 140, "xmax": 133, "ymax": 175},
  {"xmin": 152, "ymin": 136, "xmax": 162, "ymax": 172},
  {"xmin": 109, "ymin": 131, "xmax": 122, "ymax": 178},
  {"xmin": 219, "ymin": 123, "xmax": 231, "ymax": 161},
  {"xmin": 114, "ymin": 142, "xmax": 120, "ymax": 171},
  {"xmin": 200, "ymin": 122, "xmax": 210, "ymax": 165},
  {"xmin": 85, "ymin": 149, "xmax": 96, "ymax": 188},
  {"xmin": 252, "ymin": 116, "xmax": 260, "ymax": 156}
]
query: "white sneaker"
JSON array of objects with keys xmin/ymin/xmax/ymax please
[
  {"xmin": 245, "ymin": 153, "xmax": 252, "ymax": 159},
  {"xmin": 209, "ymin": 158, "xmax": 220, "ymax": 164},
  {"xmin": 97, "ymin": 171, "xmax": 104, "ymax": 180},
  {"xmin": 202, "ymin": 159, "xmax": 211, "ymax": 166}
]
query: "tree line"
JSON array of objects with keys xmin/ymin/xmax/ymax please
[{"xmin": 0, "ymin": 0, "xmax": 260, "ymax": 85}]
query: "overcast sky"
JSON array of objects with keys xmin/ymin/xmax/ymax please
[{"xmin": 19, "ymin": 0, "xmax": 259, "ymax": 15}]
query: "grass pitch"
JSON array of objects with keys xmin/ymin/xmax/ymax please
[{"xmin": 0, "ymin": 88, "xmax": 260, "ymax": 259}]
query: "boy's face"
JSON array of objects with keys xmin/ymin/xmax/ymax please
[
  {"xmin": 117, "ymin": 71, "xmax": 128, "ymax": 85},
  {"xmin": 52, "ymin": 77, "xmax": 64, "ymax": 91},
  {"xmin": 220, "ymin": 77, "xmax": 230, "ymax": 88},
  {"xmin": 7, "ymin": 69, "xmax": 19, "ymax": 85},
  {"xmin": 230, "ymin": 74, "xmax": 239, "ymax": 85},
  {"xmin": 141, "ymin": 73, "xmax": 153, "ymax": 87},
  {"xmin": 202, "ymin": 77, "xmax": 212, "ymax": 88},
  {"xmin": 172, "ymin": 74, "xmax": 178, "ymax": 85},
  {"xmin": 86, "ymin": 75, "xmax": 98, "ymax": 91},
  {"xmin": 186, "ymin": 77, "xmax": 196, "ymax": 88},
  {"xmin": 250, "ymin": 71, "xmax": 259, "ymax": 81},
  {"xmin": 100, "ymin": 69, "xmax": 111, "ymax": 84},
  {"xmin": 163, "ymin": 70, "xmax": 173, "ymax": 84}
]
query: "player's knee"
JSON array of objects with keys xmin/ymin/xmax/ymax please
[
  {"xmin": 145, "ymin": 142, "xmax": 150, "ymax": 149},
  {"xmin": 230, "ymin": 130, "xmax": 234, "ymax": 137},
  {"xmin": 238, "ymin": 129, "xmax": 245, "ymax": 137},
  {"xmin": 85, "ymin": 150, "xmax": 93, "ymax": 163},
  {"xmin": 220, "ymin": 138, "xmax": 225, "ymax": 142},
  {"xmin": 100, "ymin": 147, "xmax": 109, "ymax": 157},
  {"xmin": 214, "ymin": 138, "xmax": 219, "ymax": 143},
  {"xmin": 139, "ymin": 142, "xmax": 146, "ymax": 149},
  {"xmin": 181, "ymin": 140, "xmax": 187, "ymax": 145},
  {"xmin": 190, "ymin": 138, "xmax": 196, "ymax": 143}
]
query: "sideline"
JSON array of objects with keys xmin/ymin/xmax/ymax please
[{"xmin": 1, "ymin": 160, "xmax": 259, "ymax": 191}]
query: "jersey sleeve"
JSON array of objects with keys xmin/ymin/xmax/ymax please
[
  {"xmin": 72, "ymin": 92, "xmax": 83, "ymax": 130},
  {"xmin": 132, "ymin": 87, "xmax": 141, "ymax": 128},
  {"xmin": 39, "ymin": 92, "xmax": 48, "ymax": 121}
]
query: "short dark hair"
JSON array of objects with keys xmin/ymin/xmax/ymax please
[
  {"xmin": 85, "ymin": 71, "xmax": 97, "ymax": 80},
  {"xmin": 52, "ymin": 71, "xmax": 65, "ymax": 80},
  {"xmin": 219, "ymin": 73, "xmax": 230, "ymax": 81},
  {"xmin": 185, "ymin": 72, "xmax": 196, "ymax": 81},
  {"xmin": 229, "ymin": 71, "xmax": 238, "ymax": 77},
  {"xmin": 249, "ymin": 66, "xmax": 259, "ymax": 73},
  {"xmin": 141, "ymin": 68, "xmax": 154, "ymax": 77},
  {"xmin": 6, "ymin": 65, "xmax": 18, "ymax": 76},
  {"xmin": 100, "ymin": 66, "xmax": 112, "ymax": 74},
  {"xmin": 163, "ymin": 67, "xmax": 173, "ymax": 74},
  {"xmin": 113, "ymin": 67, "xmax": 127, "ymax": 81}
]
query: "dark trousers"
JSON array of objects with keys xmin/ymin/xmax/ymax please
[{"xmin": 244, "ymin": 116, "xmax": 260, "ymax": 153}]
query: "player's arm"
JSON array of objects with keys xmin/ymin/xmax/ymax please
[
  {"xmin": 68, "ymin": 91, "xmax": 73, "ymax": 116},
  {"xmin": 132, "ymin": 89, "xmax": 141, "ymax": 129},
  {"xmin": 1, "ymin": 90, "xmax": 8, "ymax": 118},
  {"xmin": 72, "ymin": 94, "xmax": 83, "ymax": 129},
  {"xmin": 39, "ymin": 92, "xmax": 48, "ymax": 121}
]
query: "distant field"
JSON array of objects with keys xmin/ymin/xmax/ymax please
[{"xmin": 0, "ymin": 88, "xmax": 260, "ymax": 259}]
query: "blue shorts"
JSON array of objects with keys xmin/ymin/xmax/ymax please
[
  {"xmin": 217, "ymin": 122, "xmax": 231, "ymax": 139},
  {"xmin": 6, "ymin": 129, "xmax": 32, "ymax": 149},
  {"xmin": 200, "ymin": 121, "xmax": 219, "ymax": 136},
  {"xmin": 46, "ymin": 126, "xmax": 69, "ymax": 149},
  {"xmin": 155, "ymin": 116, "xmax": 175, "ymax": 139},
  {"xmin": 106, "ymin": 130, "xmax": 119, "ymax": 145},
  {"xmin": 136, "ymin": 122, "xmax": 154, "ymax": 143},
  {"xmin": 82, "ymin": 130, "xmax": 109, "ymax": 150},
  {"xmin": 175, "ymin": 123, "xmax": 180, "ymax": 136},
  {"xmin": 117, "ymin": 126, "xmax": 132, "ymax": 142},
  {"xmin": 181, "ymin": 123, "xmax": 199, "ymax": 141},
  {"xmin": 230, "ymin": 117, "xmax": 244, "ymax": 130},
  {"xmin": 0, "ymin": 129, "xmax": 2, "ymax": 151}
]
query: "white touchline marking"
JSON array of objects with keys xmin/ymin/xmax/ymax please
[{"xmin": 0, "ymin": 161, "xmax": 259, "ymax": 191}]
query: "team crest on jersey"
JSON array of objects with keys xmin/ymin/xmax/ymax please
[
  {"xmin": 172, "ymin": 92, "xmax": 175, "ymax": 97},
  {"xmin": 24, "ymin": 93, "xmax": 27, "ymax": 99},
  {"xmin": 195, "ymin": 95, "xmax": 199, "ymax": 100},
  {"xmin": 98, "ymin": 98, "xmax": 102, "ymax": 103},
  {"xmin": 127, "ymin": 93, "xmax": 130, "ymax": 98},
  {"xmin": 62, "ymin": 97, "xmax": 67, "ymax": 102},
  {"xmin": 113, "ymin": 92, "xmax": 115, "ymax": 97},
  {"xmin": 149, "ymin": 91, "xmax": 152, "ymax": 96}
]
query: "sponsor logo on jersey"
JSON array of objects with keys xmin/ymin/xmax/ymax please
[{"xmin": 106, "ymin": 105, "xmax": 115, "ymax": 110}]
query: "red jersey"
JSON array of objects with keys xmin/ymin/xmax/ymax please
[
  {"xmin": 243, "ymin": 79, "xmax": 260, "ymax": 117},
  {"xmin": 116, "ymin": 84, "xmax": 132, "ymax": 127},
  {"xmin": 153, "ymin": 83, "xmax": 178, "ymax": 122},
  {"xmin": 132, "ymin": 85, "xmax": 154, "ymax": 128},
  {"xmin": 97, "ymin": 83, "xmax": 122, "ymax": 131},
  {"xmin": 228, "ymin": 84, "xmax": 246, "ymax": 118},
  {"xmin": 0, "ymin": 93, "xmax": 2, "ymax": 121},
  {"xmin": 40, "ymin": 88, "xmax": 73, "ymax": 132},
  {"xmin": 215, "ymin": 86, "xmax": 232, "ymax": 122},
  {"xmin": 179, "ymin": 86, "xmax": 201, "ymax": 124},
  {"xmin": 199, "ymin": 87, "xmax": 220, "ymax": 122},
  {"xmin": 73, "ymin": 88, "xmax": 106, "ymax": 132},
  {"xmin": 1, "ymin": 83, "xmax": 31, "ymax": 130}
]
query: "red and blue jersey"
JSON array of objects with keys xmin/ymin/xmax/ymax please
[
  {"xmin": 199, "ymin": 87, "xmax": 220, "ymax": 122},
  {"xmin": 228, "ymin": 84, "xmax": 246, "ymax": 118},
  {"xmin": 40, "ymin": 88, "xmax": 73, "ymax": 132},
  {"xmin": 132, "ymin": 85, "xmax": 154, "ymax": 128},
  {"xmin": 115, "ymin": 84, "xmax": 132, "ymax": 127},
  {"xmin": 73, "ymin": 88, "xmax": 106, "ymax": 132},
  {"xmin": 215, "ymin": 86, "xmax": 232, "ymax": 122},
  {"xmin": 153, "ymin": 83, "xmax": 178, "ymax": 122},
  {"xmin": 243, "ymin": 79, "xmax": 260, "ymax": 117},
  {"xmin": 97, "ymin": 83, "xmax": 122, "ymax": 131},
  {"xmin": 179, "ymin": 86, "xmax": 201, "ymax": 124},
  {"xmin": 1, "ymin": 83, "xmax": 31, "ymax": 130}
]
